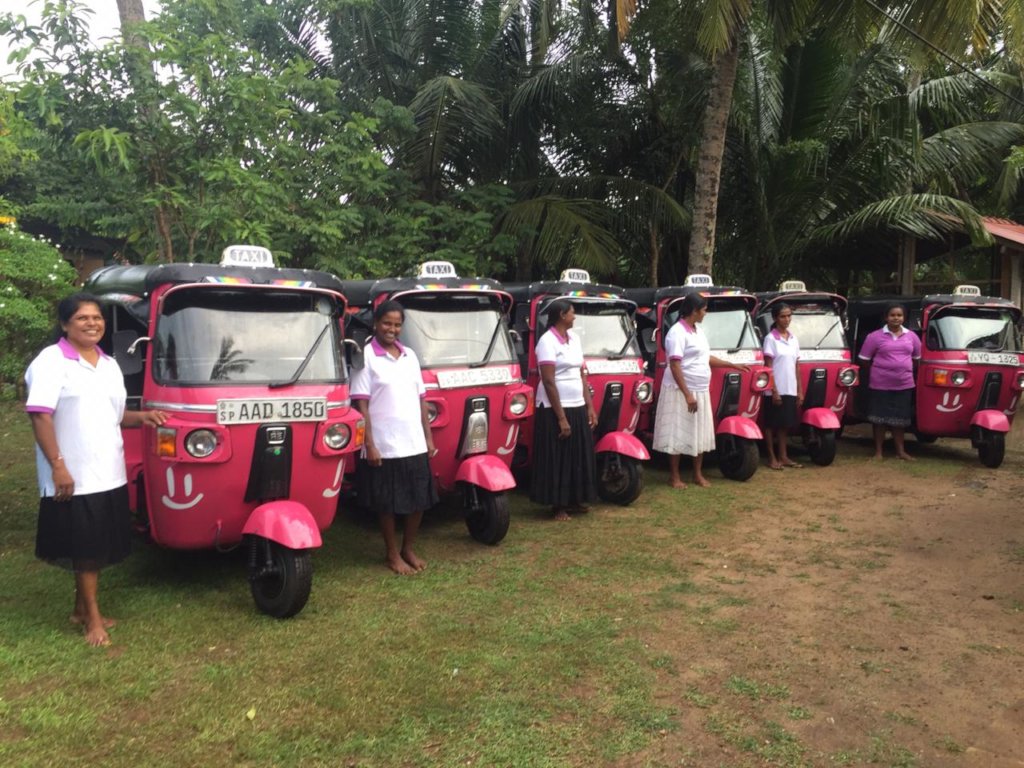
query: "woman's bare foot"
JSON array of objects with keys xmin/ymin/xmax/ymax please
[
  {"xmin": 870, "ymin": 454, "xmax": 884, "ymax": 461},
  {"xmin": 552, "ymin": 507, "xmax": 571, "ymax": 521},
  {"xmin": 386, "ymin": 554, "xmax": 417, "ymax": 575},
  {"xmin": 402, "ymin": 549, "xmax": 427, "ymax": 571},
  {"xmin": 70, "ymin": 613, "xmax": 117, "ymax": 629},
  {"xmin": 693, "ymin": 476, "xmax": 711, "ymax": 488},
  {"xmin": 83, "ymin": 621, "xmax": 111, "ymax": 647},
  {"xmin": 668, "ymin": 478, "xmax": 687, "ymax": 489},
  {"xmin": 896, "ymin": 452, "xmax": 915, "ymax": 461}
]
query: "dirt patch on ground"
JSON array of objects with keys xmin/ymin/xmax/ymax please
[{"xmin": 622, "ymin": 424, "xmax": 1024, "ymax": 767}]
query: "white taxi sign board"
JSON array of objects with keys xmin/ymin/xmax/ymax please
[
  {"xmin": 560, "ymin": 268, "xmax": 591, "ymax": 283},
  {"xmin": 953, "ymin": 284, "xmax": 981, "ymax": 297},
  {"xmin": 221, "ymin": 245, "xmax": 275, "ymax": 268},
  {"xmin": 418, "ymin": 261, "xmax": 458, "ymax": 279},
  {"xmin": 779, "ymin": 280, "xmax": 807, "ymax": 292},
  {"xmin": 684, "ymin": 273, "xmax": 714, "ymax": 287}
]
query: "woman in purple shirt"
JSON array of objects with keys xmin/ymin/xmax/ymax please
[{"xmin": 858, "ymin": 304, "xmax": 921, "ymax": 460}]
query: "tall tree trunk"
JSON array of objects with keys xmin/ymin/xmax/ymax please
[
  {"xmin": 648, "ymin": 223, "xmax": 659, "ymax": 287},
  {"xmin": 687, "ymin": 40, "xmax": 741, "ymax": 277}
]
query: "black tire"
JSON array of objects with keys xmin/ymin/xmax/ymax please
[
  {"xmin": 249, "ymin": 537, "xmax": 313, "ymax": 619},
  {"xmin": 978, "ymin": 430, "xmax": 1005, "ymax": 468},
  {"xmin": 914, "ymin": 432, "xmax": 938, "ymax": 444},
  {"xmin": 466, "ymin": 490, "xmax": 510, "ymax": 546},
  {"xmin": 807, "ymin": 428, "xmax": 837, "ymax": 466},
  {"xmin": 597, "ymin": 455, "xmax": 644, "ymax": 506},
  {"xmin": 719, "ymin": 437, "xmax": 759, "ymax": 481}
]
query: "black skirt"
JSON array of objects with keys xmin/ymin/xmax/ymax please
[
  {"xmin": 530, "ymin": 405, "xmax": 598, "ymax": 507},
  {"xmin": 36, "ymin": 485, "xmax": 132, "ymax": 572},
  {"xmin": 358, "ymin": 452, "xmax": 439, "ymax": 516},
  {"xmin": 867, "ymin": 388, "xmax": 914, "ymax": 427},
  {"xmin": 762, "ymin": 394, "xmax": 800, "ymax": 430}
]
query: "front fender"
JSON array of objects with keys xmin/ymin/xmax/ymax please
[
  {"xmin": 716, "ymin": 415, "xmax": 763, "ymax": 441},
  {"xmin": 970, "ymin": 409, "xmax": 1011, "ymax": 433},
  {"xmin": 594, "ymin": 431, "xmax": 650, "ymax": 460},
  {"xmin": 455, "ymin": 454, "xmax": 516, "ymax": 492},
  {"xmin": 242, "ymin": 500, "xmax": 322, "ymax": 549},
  {"xmin": 801, "ymin": 407, "xmax": 841, "ymax": 430}
]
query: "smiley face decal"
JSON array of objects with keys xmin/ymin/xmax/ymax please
[{"xmin": 161, "ymin": 466, "xmax": 204, "ymax": 510}]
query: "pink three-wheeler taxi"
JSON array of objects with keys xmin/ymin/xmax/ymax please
[
  {"xmin": 848, "ymin": 285, "xmax": 1024, "ymax": 467},
  {"xmin": 625, "ymin": 275, "xmax": 772, "ymax": 481},
  {"xmin": 753, "ymin": 280, "xmax": 860, "ymax": 465},
  {"xmin": 507, "ymin": 268, "xmax": 653, "ymax": 505},
  {"xmin": 84, "ymin": 246, "xmax": 365, "ymax": 618},
  {"xmin": 340, "ymin": 261, "xmax": 533, "ymax": 544}
]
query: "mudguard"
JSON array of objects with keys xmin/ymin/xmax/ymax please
[
  {"xmin": 594, "ymin": 431, "xmax": 650, "ymax": 460},
  {"xmin": 801, "ymin": 407, "xmax": 841, "ymax": 430},
  {"xmin": 455, "ymin": 454, "xmax": 517, "ymax": 492},
  {"xmin": 970, "ymin": 409, "xmax": 1011, "ymax": 433},
  {"xmin": 717, "ymin": 415, "xmax": 763, "ymax": 441},
  {"xmin": 242, "ymin": 500, "xmax": 322, "ymax": 549}
]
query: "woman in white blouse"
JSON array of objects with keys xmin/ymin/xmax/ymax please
[{"xmin": 761, "ymin": 303, "xmax": 804, "ymax": 469}]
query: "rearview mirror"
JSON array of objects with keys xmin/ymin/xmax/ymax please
[{"xmin": 112, "ymin": 330, "xmax": 145, "ymax": 376}]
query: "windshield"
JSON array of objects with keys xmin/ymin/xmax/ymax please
[
  {"xmin": 666, "ymin": 301, "xmax": 759, "ymax": 351},
  {"xmin": 788, "ymin": 307, "xmax": 849, "ymax": 350},
  {"xmin": 153, "ymin": 289, "xmax": 344, "ymax": 385},
  {"xmin": 927, "ymin": 308, "xmax": 1023, "ymax": 352},
  {"xmin": 539, "ymin": 299, "xmax": 641, "ymax": 358},
  {"xmin": 399, "ymin": 293, "xmax": 515, "ymax": 367}
]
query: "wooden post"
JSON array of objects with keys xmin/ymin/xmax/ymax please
[{"xmin": 898, "ymin": 236, "xmax": 916, "ymax": 295}]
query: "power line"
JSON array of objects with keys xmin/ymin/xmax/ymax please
[{"xmin": 861, "ymin": 0, "xmax": 1024, "ymax": 110}]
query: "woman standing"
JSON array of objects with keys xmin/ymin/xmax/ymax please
[
  {"xmin": 762, "ymin": 303, "xmax": 804, "ymax": 470},
  {"xmin": 25, "ymin": 293, "xmax": 166, "ymax": 647},
  {"xmin": 352, "ymin": 300, "xmax": 439, "ymax": 575},
  {"xmin": 531, "ymin": 299, "xmax": 597, "ymax": 520},
  {"xmin": 653, "ymin": 293, "xmax": 750, "ymax": 488},
  {"xmin": 858, "ymin": 303, "xmax": 921, "ymax": 460}
]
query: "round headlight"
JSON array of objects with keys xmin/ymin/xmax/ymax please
[
  {"xmin": 636, "ymin": 381, "xmax": 653, "ymax": 403},
  {"xmin": 323, "ymin": 423, "xmax": 351, "ymax": 450},
  {"xmin": 426, "ymin": 401, "xmax": 439, "ymax": 423},
  {"xmin": 509, "ymin": 393, "xmax": 528, "ymax": 415},
  {"xmin": 839, "ymin": 368, "xmax": 856, "ymax": 386},
  {"xmin": 185, "ymin": 429, "xmax": 218, "ymax": 458},
  {"xmin": 1016, "ymin": 372, "xmax": 1024, "ymax": 389},
  {"xmin": 754, "ymin": 372, "xmax": 771, "ymax": 390},
  {"xmin": 951, "ymin": 371, "xmax": 967, "ymax": 386}
]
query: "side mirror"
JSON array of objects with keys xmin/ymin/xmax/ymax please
[
  {"xmin": 113, "ymin": 330, "xmax": 146, "ymax": 376},
  {"xmin": 509, "ymin": 328, "xmax": 525, "ymax": 358},
  {"xmin": 344, "ymin": 337, "xmax": 364, "ymax": 370}
]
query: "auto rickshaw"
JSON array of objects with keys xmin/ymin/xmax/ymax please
[
  {"xmin": 753, "ymin": 280, "xmax": 860, "ymax": 465},
  {"xmin": 848, "ymin": 285, "xmax": 1024, "ymax": 467},
  {"xmin": 340, "ymin": 261, "xmax": 533, "ymax": 544},
  {"xmin": 506, "ymin": 269, "xmax": 652, "ymax": 505},
  {"xmin": 625, "ymin": 275, "xmax": 772, "ymax": 481},
  {"xmin": 85, "ymin": 245, "xmax": 366, "ymax": 618}
]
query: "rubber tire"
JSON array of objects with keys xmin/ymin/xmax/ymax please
[
  {"xmin": 914, "ymin": 432, "xmax": 938, "ymax": 444},
  {"xmin": 466, "ymin": 489, "xmax": 510, "ymax": 546},
  {"xmin": 249, "ymin": 538, "xmax": 313, "ymax": 619},
  {"xmin": 978, "ymin": 430, "xmax": 1005, "ymax": 468},
  {"xmin": 597, "ymin": 455, "xmax": 644, "ymax": 506},
  {"xmin": 719, "ymin": 438, "xmax": 759, "ymax": 481},
  {"xmin": 807, "ymin": 428, "xmax": 837, "ymax": 467}
]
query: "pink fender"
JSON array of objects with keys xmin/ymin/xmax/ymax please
[
  {"xmin": 594, "ymin": 431, "xmax": 650, "ymax": 460},
  {"xmin": 801, "ymin": 407, "xmax": 841, "ymax": 431},
  {"xmin": 716, "ymin": 415, "xmax": 763, "ymax": 441},
  {"xmin": 970, "ymin": 409, "xmax": 1011, "ymax": 433},
  {"xmin": 455, "ymin": 454, "xmax": 517, "ymax": 492},
  {"xmin": 242, "ymin": 500, "xmax": 323, "ymax": 549}
]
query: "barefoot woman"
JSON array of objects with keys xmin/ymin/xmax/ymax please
[
  {"xmin": 26, "ymin": 293, "xmax": 166, "ymax": 647},
  {"xmin": 352, "ymin": 300, "xmax": 439, "ymax": 574}
]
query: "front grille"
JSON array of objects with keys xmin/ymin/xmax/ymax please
[
  {"xmin": 976, "ymin": 372, "xmax": 1003, "ymax": 411},
  {"xmin": 803, "ymin": 368, "xmax": 827, "ymax": 409},
  {"xmin": 716, "ymin": 373, "xmax": 741, "ymax": 420},
  {"xmin": 596, "ymin": 382, "xmax": 623, "ymax": 438},
  {"xmin": 245, "ymin": 424, "xmax": 292, "ymax": 502}
]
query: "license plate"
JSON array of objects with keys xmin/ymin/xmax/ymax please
[
  {"xmin": 715, "ymin": 350, "xmax": 757, "ymax": 365},
  {"xmin": 966, "ymin": 351, "xmax": 1022, "ymax": 366},
  {"xmin": 216, "ymin": 397, "xmax": 327, "ymax": 424},
  {"xmin": 798, "ymin": 349, "xmax": 850, "ymax": 362},
  {"xmin": 435, "ymin": 367, "xmax": 514, "ymax": 389},
  {"xmin": 585, "ymin": 359, "xmax": 642, "ymax": 375}
]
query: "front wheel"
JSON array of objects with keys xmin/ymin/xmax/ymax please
[
  {"xmin": 249, "ymin": 537, "xmax": 313, "ymax": 619},
  {"xmin": 978, "ymin": 430, "xmax": 1006, "ymax": 468},
  {"xmin": 806, "ymin": 428, "xmax": 837, "ymax": 466},
  {"xmin": 465, "ymin": 489, "xmax": 510, "ymax": 546},
  {"xmin": 597, "ymin": 454, "xmax": 644, "ymax": 506},
  {"xmin": 719, "ymin": 437, "xmax": 759, "ymax": 481}
]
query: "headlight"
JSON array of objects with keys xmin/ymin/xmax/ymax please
[
  {"xmin": 636, "ymin": 381, "xmax": 653, "ymax": 403},
  {"xmin": 951, "ymin": 371, "xmax": 967, "ymax": 386},
  {"xmin": 754, "ymin": 372, "xmax": 771, "ymax": 390},
  {"xmin": 509, "ymin": 393, "xmax": 528, "ymax": 416},
  {"xmin": 426, "ymin": 401, "xmax": 439, "ymax": 423},
  {"xmin": 184, "ymin": 429, "xmax": 217, "ymax": 458},
  {"xmin": 1016, "ymin": 372, "xmax": 1024, "ymax": 389},
  {"xmin": 839, "ymin": 368, "xmax": 857, "ymax": 386},
  {"xmin": 323, "ymin": 423, "xmax": 351, "ymax": 450}
]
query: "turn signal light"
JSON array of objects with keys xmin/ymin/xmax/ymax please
[{"xmin": 156, "ymin": 427, "xmax": 177, "ymax": 458}]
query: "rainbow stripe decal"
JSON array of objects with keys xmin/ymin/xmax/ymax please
[
  {"xmin": 204, "ymin": 276, "xmax": 252, "ymax": 284},
  {"xmin": 565, "ymin": 290, "xmax": 620, "ymax": 299},
  {"xmin": 270, "ymin": 279, "xmax": 315, "ymax": 287}
]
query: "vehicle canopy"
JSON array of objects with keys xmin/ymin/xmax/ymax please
[{"xmin": 754, "ymin": 285, "xmax": 850, "ymax": 351}]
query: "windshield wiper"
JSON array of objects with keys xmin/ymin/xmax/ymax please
[
  {"xmin": 812, "ymin": 318, "xmax": 842, "ymax": 350},
  {"xmin": 268, "ymin": 321, "xmax": 333, "ymax": 388},
  {"xmin": 727, "ymin": 325, "xmax": 749, "ymax": 354},
  {"xmin": 469, "ymin": 319, "xmax": 505, "ymax": 368},
  {"xmin": 608, "ymin": 329, "xmax": 637, "ymax": 360}
]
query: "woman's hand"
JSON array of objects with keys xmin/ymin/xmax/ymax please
[
  {"xmin": 427, "ymin": 438, "xmax": 439, "ymax": 459},
  {"xmin": 557, "ymin": 416, "xmax": 571, "ymax": 439},
  {"xmin": 366, "ymin": 444, "xmax": 383, "ymax": 467},
  {"xmin": 734, "ymin": 363, "xmax": 751, "ymax": 373},
  {"xmin": 586, "ymin": 406, "xmax": 597, "ymax": 429},
  {"xmin": 52, "ymin": 462, "xmax": 75, "ymax": 502},
  {"xmin": 772, "ymin": 391, "xmax": 782, "ymax": 406},
  {"xmin": 686, "ymin": 393, "xmax": 698, "ymax": 414},
  {"xmin": 797, "ymin": 393, "xmax": 805, "ymax": 406},
  {"xmin": 140, "ymin": 410, "xmax": 168, "ymax": 427}
]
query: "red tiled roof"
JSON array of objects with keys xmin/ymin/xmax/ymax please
[{"xmin": 982, "ymin": 217, "xmax": 1024, "ymax": 247}]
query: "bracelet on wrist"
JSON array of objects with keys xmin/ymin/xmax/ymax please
[{"xmin": 50, "ymin": 454, "xmax": 64, "ymax": 465}]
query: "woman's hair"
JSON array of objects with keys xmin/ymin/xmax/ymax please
[
  {"xmin": 544, "ymin": 298, "xmax": 574, "ymax": 328},
  {"xmin": 55, "ymin": 292, "xmax": 102, "ymax": 339},
  {"xmin": 883, "ymin": 303, "xmax": 905, "ymax": 322},
  {"xmin": 678, "ymin": 292, "xmax": 708, "ymax": 319},
  {"xmin": 770, "ymin": 302, "xmax": 792, "ymax": 329},
  {"xmin": 374, "ymin": 299, "xmax": 405, "ymax": 322}
]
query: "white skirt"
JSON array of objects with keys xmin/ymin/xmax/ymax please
[{"xmin": 653, "ymin": 388, "xmax": 716, "ymax": 456}]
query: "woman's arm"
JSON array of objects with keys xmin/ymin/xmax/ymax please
[
  {"xmin": 581, "ymin": 368, "xmax": 596, "ymax": 428},
  {"xmin": 420, "ymin": 400, "xmax": 437, "ymax": 457},
  {"xmin": 121, "ymin": 410, "xmax": 168, "ymax": 428},
  {"xmin": 709, "ymin": 356, "xmax": 750, "ymax": 372},
  {"xmin": 763, "ymin": 354, "xmax": 781, "ymax": 403},
  {"xmin": 354, "ymin": 399, "xmax": 381, "ymax": 466},
  {"xmin": 28, "ymin": 412, "xmax": 75, "ymax": 499},
  {"xmin": 669, "ymin": 359, "xmax": 698, "ymax": 413},
  {"xmin": 539, "ymin": 363, "xmax": 571, "ymax": 438}
]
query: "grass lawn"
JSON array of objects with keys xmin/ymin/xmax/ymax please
[{"xmin": 0, "ymin": 399, "xmax": 740, "ymax": 767}]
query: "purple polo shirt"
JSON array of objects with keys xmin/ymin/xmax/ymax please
[{"xmin": 858, "ymin": 326, "xmax": 920, "ymax": 390}]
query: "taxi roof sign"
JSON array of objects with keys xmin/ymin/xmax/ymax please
[
  {"xmin": 684, "ymin": 273, "xmax": 714, "ymax": 287},
  {"xmin": 417, "ymin": 260, "xmax": 458, "ymax": 279},
  {"xmin": 221, "ymin": 245, "xmax": 275, "ymax": 268},
  {"xmin": 779, "ymin": 279, "xmax": 807, "ymax": 293},
  {"xmin": 560, "ymin": 268, "xmax": 591, "ymax": 283},
  {"xmin": 953, "ymin": 284, "xmax": 981, "ymax": 296}
]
